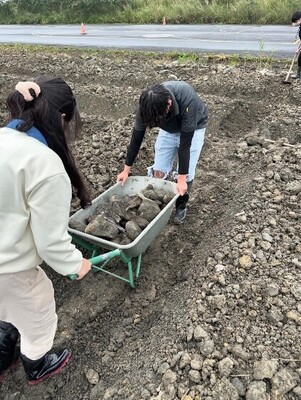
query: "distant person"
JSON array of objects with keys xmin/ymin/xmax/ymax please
[
  {"xmin": 0, "ymin": 77, "xmax": 92, "ymax": 385},
  {"xmin": 291, "ymin": 11, "xmax": 301, "ymax": 79},
  {"xmin": 117, "ymin": 80, "xmax": 207, "ymax": 224}
]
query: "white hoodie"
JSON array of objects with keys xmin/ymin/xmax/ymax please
[{"xmin": 0, "ymin": 127, "xmax": 82, "ymax": 275}]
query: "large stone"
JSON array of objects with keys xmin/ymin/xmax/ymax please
[
  {"xmin": 271, "ymin": 368, "xmax": 299, "ymax": 397},
  {"xmin": 212, "ymin": 377, "xmax": 239, "ymax": 400},
  {"xmin": 85, "ymin": 213, "xmax": 119, "ymax": 239},
  {"xmin": 138, "ymin": 198, "xmax": 161, "ymax": 221},
  {"xmin": 246, "ymin": 381, "xmax": 268, "ymax": 400},
  {"xmin": 125, "ymin": 220, "xmax": 142, "ymax": 240},
  {"xmin": 218, "ymin": 357, "xmax": 235, "ymax": 377},
  {"xmin": 253, "ymin": 359, "xmax": 278, "ymax": 380},
  {"xmin": 239, "ymin": 255, "xmax": 252, "ymax": 269}
]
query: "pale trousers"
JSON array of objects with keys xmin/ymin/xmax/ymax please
[
  {"xmin": 0, "ymin": 266, "xmax": 57, "ymax": 360},
  {"xmin": 152, "ymin": 128, "xmax": 206, "ymax": 182}
]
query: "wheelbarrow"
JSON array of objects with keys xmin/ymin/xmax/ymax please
[{"xmin": 68, "ymin": 176, "xmax": 178, "ymax": 287}]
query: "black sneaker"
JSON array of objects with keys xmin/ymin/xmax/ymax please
[
  {"xmin": 174, "ymin": 206, "xmax": 187, "ymax": 224},
  {"xmin": 21, "ymin": 348, "xmax": 72, "ymax": 385}
]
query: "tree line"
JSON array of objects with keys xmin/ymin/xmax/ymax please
[{"xmin": 0, "ymin": 0, "xmax": 299, "ymax": 24}]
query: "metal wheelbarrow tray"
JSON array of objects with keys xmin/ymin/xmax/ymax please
[{"xmin": 68, "ymin": 176, "xmax": 178, "ymax": 287}]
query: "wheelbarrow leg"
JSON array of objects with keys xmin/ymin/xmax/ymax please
[
  {"xmin": 135, "ymin": 255, "xmax": 142, "ymax": 279},
  {"xmin": 119, "ymin": 252, "xmax": 135, "ymax": 288},
  {"xmin": 124, "ymin": 255, "xmax": 142, "ymax": 287},
  {"xmin": 127, "ymin": 260, "xmax": 135, "ymax": 288}
]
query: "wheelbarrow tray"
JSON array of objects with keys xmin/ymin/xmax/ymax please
[{"xmin": 68, "ymin": 176, "xmax": 178, "ymax": 258}]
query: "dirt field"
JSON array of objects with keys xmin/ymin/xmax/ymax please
[{"xmin": 0, "ymin": 47, "xmax": 301, "ymax": 400}]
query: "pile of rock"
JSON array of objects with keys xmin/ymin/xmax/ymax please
[{"xmin": 69, "ymin": 184, "xmax": 175, "ymax": 243}]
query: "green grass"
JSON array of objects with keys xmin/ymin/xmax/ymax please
[{"xmin": 0, "ymin": 0, "xmax": 300, "ymax": 24}]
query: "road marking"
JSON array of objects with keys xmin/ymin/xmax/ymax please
[{"xmin": 143, "ymin": 34, "xmax": 175, "ymax": 38}]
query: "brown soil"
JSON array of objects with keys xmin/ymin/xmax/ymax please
[{"xmin": 0, "ymin": 47, "xmax": 301, "ymax": 400}]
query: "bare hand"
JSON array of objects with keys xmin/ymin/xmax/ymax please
[
  {"xmin": 117, "ymin": 170, "xmax": 129, "ymax": 186},
  {"xmin": 176, "ymin": 181, "xmax": 188, "ymax": 196},
  {"xmin": 76, "ymin": 258, "xmax": 92, "ymax": 280}
]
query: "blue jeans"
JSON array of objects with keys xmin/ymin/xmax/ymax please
[{"xmin": 148, "ymin": 128, "xmax": 206, "ymax": 182}]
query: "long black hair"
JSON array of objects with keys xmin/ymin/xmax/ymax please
[
  {"xmin": 292, "ymin": 11, "xmax": 301, "ymax": 23},
  {"xmin": 139, "ymin": 84, "xmax": 171, "ymax": 128},
  {"xmin": 6, "ymin": 76, "xmax": 91, "ymax": 208}
]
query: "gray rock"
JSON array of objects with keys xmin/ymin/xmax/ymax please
[
  {"xmin": 266, "ymin": 283, "xmax": 279, "ymax": 297},
  {"xmin": 218, "ymin": 357, "xmax": 235, "ymax": 377},
  {"xmin": 194, "ymin": 326, "xmax": 209, "ymax": 341},
  {"xmin": 285, "ymin": 181, "xmax": 301, "ymax": 194},
  {"xmin": 200, "ymin": 339, "xmax": 215, "ymax": 357},
  {"xmin": 291, "ymin": 284, "xmax": 301, "ymax": 300},
  {"xmin": 125, "ymin": 220, "xmax": 142, "ymax": 240},
  {"xmin": 86, "ymin": 368, "xmax": 99, "ymax": 385},
  {"xmin": 140, "ymin": 388, "xmax": 151, "ymax": 399},
  {"xmin": 162, "ymin": 369, "xmax": 177, "ymax": 385},
  {"xmin": 90, "ymin": 380, "xmax": 107, "ymax": 400},
  {"xmin": 253, "ymin": 359, "xmax": 278, "ymax": 380},
  {"xmin": 103, "ymin": 387, "xmax": 119, "ymax": 400},
  {"xmin": 212, "ymin": 377, "xmax": 239, "ymax": 400},
  {"xmin": 157, "ymin": 362, "xmax": 170, "ymax": 375},
  {"xmin": 209, "ymin": 295, "xmax": 226, "ymax": 310},
  {"xmin": 271, "ymin": 368, "xmax": 299, "ymax": 397},
  {"xmin": 138, "ymin": 198, "xmax": 161, "ymax": 221},
  {"xmin": 85, "ymin": 213, "xmax": 119, "ymax": 239},
  {"xmin": 68, "ymin": 219, "xmax": 87, "ymax": 232},
  {"xmin": 231, "ymin": 345, "xmax": 250, "ymax": 361},
  {"xmin": 293, "ymin": 386, "xmax": 301, "ymax": 398},
  {"xmin": 190, "ymin": 358, "xmax": 203, "ymax": 371},
  {"xmin": 231, "ymin": 377, "xmax": 246, "ymax": 396},
  {"xmin": 179, "ymin": 352, "xmax": 192, "ymax": 369},
  {"xmin": 246, "ymin": 381, "xmax": 268, "ymax": 400},
  {"xmin": 188, "ymin": 369, "xmax": 201, "ymax": 383}
]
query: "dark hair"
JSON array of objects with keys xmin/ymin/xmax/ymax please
[
  {"xmin": 6, "ymin": 76, "xmax": 91, "ymax": 208},
  {"xmin": 139, "ymin": 84, "xmax": 171, "ymax": 128},
  {"xmin": 292, "ymin": 11, "xmax": 301, "ymax": 23}
]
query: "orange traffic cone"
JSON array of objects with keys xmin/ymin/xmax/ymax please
[
  {"xmin": 80, "ymin": 23, "xmax": 87, "ymax": 35},
  {"xmin": 162, "ymin": 16, "xmax": 167, "ymax": 25}
]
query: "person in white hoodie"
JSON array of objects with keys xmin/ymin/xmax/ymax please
[{"xmin": 0, "ymin": 76, "xmax": 92, "ymax": 385}]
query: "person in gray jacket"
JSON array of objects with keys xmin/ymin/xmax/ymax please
[{"xmin": 117, "ymin": 80, "xmax": 207, "ymax": 223}]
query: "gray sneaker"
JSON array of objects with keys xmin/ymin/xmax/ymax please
[{"xmin": 174, "ymin": 206, "xmax": 187, "ymax": 224}]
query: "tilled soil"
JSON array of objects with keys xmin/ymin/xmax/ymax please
[{"xmin": 0, "ymin": 47, "xmax": 301, "ymax": 400}]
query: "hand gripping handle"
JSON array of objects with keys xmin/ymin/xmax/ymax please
[{"xmin": 67, "ymin": 249, "xmax": 121, "ymax": 280}]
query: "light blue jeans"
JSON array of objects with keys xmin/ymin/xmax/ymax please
[{"xmin": 148, "ymin": 128, "xmax": 206, "ymax": 182}]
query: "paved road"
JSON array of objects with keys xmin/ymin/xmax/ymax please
[{"xmin": 0, "ymin": 24, "xmax": 299, "ymax": 58}]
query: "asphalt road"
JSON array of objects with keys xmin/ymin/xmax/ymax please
[{"xmin": 0, "ymin": 24, "xmax": 299, "ymax": 58}]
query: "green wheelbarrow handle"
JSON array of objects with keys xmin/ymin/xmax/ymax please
[{"xmin": 67, "ymin": 249, "xmax": 121, "ymax": 280}]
